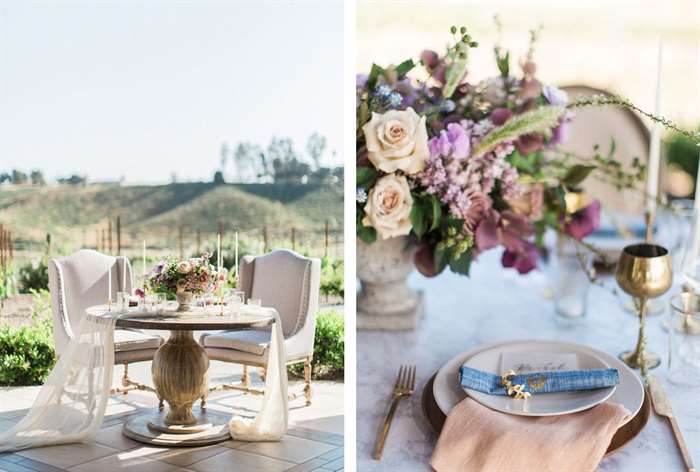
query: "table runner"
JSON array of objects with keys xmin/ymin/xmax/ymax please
[{"xmin": 0, "ymin": 307, "xmax": 288, "ymax": 452}]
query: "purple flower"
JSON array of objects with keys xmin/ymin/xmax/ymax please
[
  {"xmin": 420, "ymin": 50, "xmax": 440, "ymax": 68},
  {"xmin": 490, "ymin": 108, "xmax": 513, "ymax": 126},
  {"xmin": 542, "ymin": 85, "xmax": 569, "ymax": 107},
  {"xmin": 356, "ymin": 74, "xmax": 368, "ymax": 89},
  {"xmin": 565, "ymin": 200, "xmax": 601, "ymax": 240},
  {"xmin": 475, "ymin": 210, "xmax": 534, "ymax": 253},
  {"xmin": 501, "ymin": 241, "xmax": 538, "ymax": 274},
  {"xmin": 428, "ymin": 123, "xmax": 471, "ymax": 160}
]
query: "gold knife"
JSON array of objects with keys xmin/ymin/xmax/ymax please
[{"xmin": 647, "ymin": 375, "xmax": 696, "ymax": 472}]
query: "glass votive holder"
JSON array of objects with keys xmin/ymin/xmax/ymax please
[
  {"xmin": 247, "ymin": 298, "xmax": 261, "ymax": 307},
  {"xmin": 668, "ymin": 292, "xmax": 700, "ymax": 387},
  {"xmin": 552, "ymin": 241, "xmax": 591, "ymax": 322}
]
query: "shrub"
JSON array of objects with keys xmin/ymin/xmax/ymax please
[
  {"xmin": 320, "ymin": 256, "xmax": 344, "ymax": 299},
  {"xmin": 0, "ymin": 291, "xmax": 56, "ymax": 386},
  {"xmin": 289, "ymin": 309, "xmax": 344, "ymax": 380},
  {"xmin": 18, "ymin": 259, "xmax": 49, "ymax": 293}
]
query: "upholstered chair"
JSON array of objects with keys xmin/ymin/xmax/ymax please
[
  {"xmin": 200, "ymin": 249, "xmax": 321, "ymax": 406},
  {"xmin": 48, "ymin": 249, "xmax": 163, "ymax": 399},
  {"xmin": 560, "ymin": 85, "xmax": 650, "ymax": 215}
]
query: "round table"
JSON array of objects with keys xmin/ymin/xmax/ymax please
[{"xmin": 88, "ymin": 305, "xmax": 275, "ymax": 447}]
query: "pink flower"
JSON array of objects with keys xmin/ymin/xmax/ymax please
[
  {"xmin": 502, "ymin": 241, "xmax": 539, "ymax": 274},
  {"xmin": 490, "ymin": 108, "xmax": 513, "ymax": 126},
  {"xmin": 565, "ymin": 200, "xmax": 601, "ymax": 240},
  {"xmin": 515, "ymin": 133, "xmax": 544, "ymax": 155},
  {"xmin": 475, "ymin": 210, "xmax": 534, "ymax": 252},
  {"xmin": 135, "ymin": 288, "xmax": 145, "ymax": 299},
  {"xmin": 464, "ymin": 192, "xmax": 492, "ymax": 232}
]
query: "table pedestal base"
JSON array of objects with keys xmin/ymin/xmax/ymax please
[{"xmin": 123, "ymin": 407, "xmax": 231, "ymax": 447}]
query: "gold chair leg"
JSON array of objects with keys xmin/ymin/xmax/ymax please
[
  {"xmin": 121, "ymin": 363, "xmax": 129, "ymax": 395},
  {"xmin": 304, "ymin": 357, "xmax": 312, "ymax": 406},
  {"xmin": 241, "ymin": 365, "xmax": 251, "ymax": 389}
]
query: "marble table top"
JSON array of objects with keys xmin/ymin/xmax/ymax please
[{"xmin": 357, "ymin": 251, "xmax": 699, "ymax": 471}]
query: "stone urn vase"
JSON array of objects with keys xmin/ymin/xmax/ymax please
[
  {"xmin": 357, "ymin": 236, "xmax": 423, "ymax": 330},
  {"xmin": 176, "ymin": 292, "xmax": 194, "ymax": 312}
]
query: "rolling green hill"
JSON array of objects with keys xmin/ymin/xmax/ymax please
[{"xmin": 0, "ymin": 182, "xmax": 342, "ymax": 252}]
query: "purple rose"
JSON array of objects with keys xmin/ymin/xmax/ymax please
[{"xmin": 565, "ymin": 200, "xmax": 601, "ymax": 240}]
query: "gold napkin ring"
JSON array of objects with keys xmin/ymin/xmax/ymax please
[{"xmin": 500, "ymin": 370, "xmax": 532, "ymax": 400}]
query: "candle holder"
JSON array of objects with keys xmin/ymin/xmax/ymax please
[{"xmin": 615, "ymin": 243, "xmax": 673, "ymax": 378}]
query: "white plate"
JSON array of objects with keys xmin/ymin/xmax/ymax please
[
  {"xmin": 461, "ymin": 341, "xmax": 615, "ymax": 416},
  {"xmin": 434, "ymin": 340, "xmax": 643, "ymax": 423}
]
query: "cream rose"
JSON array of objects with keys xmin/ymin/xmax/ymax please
[
  {"xmin": 177, "ymin": 261, "xmax": 192, "ymax": 274},
  {"xmin": 363, "ymin": 174, "xmax": 413, "ymax": 239},
  {"xmin": 362, "ymin": 107, "xmax": 429, "ymax": 174}
]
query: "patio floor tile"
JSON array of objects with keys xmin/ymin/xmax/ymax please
[
  {"xmin": 66, "ymin": 449, "xmax": 192, "ymax": 472},
  {"xmin": 128, "ymin": 445, "xmax": 229, "ymax": 468},
  {"xmin": 236, "ymin": 435, "xmax": 336, "ymax": 464},
  {"xmin": 17, "ymin": 444, "xmax": 118, "ymax": 469},
  {"xmin": 92, "ymin": 424, "xmax": 141, "ymax": 451},
  {"xmin": 186, "ymin": 448, "xmax": 293, "ymax": 472}
]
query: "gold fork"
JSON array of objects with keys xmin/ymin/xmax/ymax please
[{"xmin": 373, "ymin": 365, "xmax": 416, "ymax": 460}]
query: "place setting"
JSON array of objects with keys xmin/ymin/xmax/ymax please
[{"xmin": 356, "ymin": 21, "xmax": 700, "ymax": 472}]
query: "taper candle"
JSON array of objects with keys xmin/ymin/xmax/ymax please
[
  {"xmin": 142, "ymin": 240, "xmax": 146, "ymax": 289},
  {"xmin": 646, "ymin": 37, "xmax": 663, "ymax": 215},
  {"xmin": 694, "ymin": 151, "xmax": 700, "ymax": 213},
  {"xmin": 108, "ymin": 264, "xmax": 112, "ymax": 302},
  {"xmin": 234, "ymin": 231, "xmax": 239, "ymax": 280}
]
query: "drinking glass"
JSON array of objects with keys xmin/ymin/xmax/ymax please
[
  {"xmin": 117, "ymin": 291, "xmax": 129, "ymax": 311},
  {"xmin": 552, "ymin": 240, "xmax": 591, "ymax": 322},
  {"xmin": 680, "ymin": 211, "xmax": 700, "ymax": 292},
  {"xmin": 668, "ymin": 292, "xmax": 700, "ymax": 387}
]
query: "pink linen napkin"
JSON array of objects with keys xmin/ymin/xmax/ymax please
[{"xmin": 430, "ymin": 398, "xmax": 630, "ymax": 472}]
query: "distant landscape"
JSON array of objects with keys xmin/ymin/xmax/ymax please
[{"xmin": 0, "ymin": 181, "xmax": 343, "ymax": 261}]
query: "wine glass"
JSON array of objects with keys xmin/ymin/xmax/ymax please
[{"xmin": 615, "ymin": 243, "xmax": 673, "ymax": 376}]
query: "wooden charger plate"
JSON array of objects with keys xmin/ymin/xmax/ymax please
[{"xmin": 421, "ymin": 373, "xmax": 651, "ymax": 456}]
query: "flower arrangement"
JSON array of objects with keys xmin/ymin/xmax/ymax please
[
  {"xmin": 356, "ymin": 25, "xmax": 652, "ymax": 277},
  {"xmin": 145, "ymin": 253, "xmax": 223, "ymax": 297}
]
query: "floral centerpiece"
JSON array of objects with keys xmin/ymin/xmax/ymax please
[
  {"xmin": 145, "ymin": 253, "xmax": 223, "ymax": 311},
  {"xmin": 356, "ymin": 26, "xmax": 651, "ymax": 279}
]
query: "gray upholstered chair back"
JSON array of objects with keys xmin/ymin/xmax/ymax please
[
  {"xmin": 560, "ymin": 85, "xmax": 650, "ymax": 215},
  {"xmin": 48, "ymin": 249, "xmax": 132, "ymax": 355},
  {"xmin": 239, "ymin": 249, "xmax": 321, "ymax": 342}
]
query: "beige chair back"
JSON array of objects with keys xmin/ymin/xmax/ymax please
[
  {"xmin": 239, "ymin": 249, "xmax": 321, "ymax": 356},
  {"xmin": 560, "ymin": 85, "xmax": 650, "ymax": 215},
  {"xmin": 48, "ymin": 249, "xmax": 132, "ymax": 355}
]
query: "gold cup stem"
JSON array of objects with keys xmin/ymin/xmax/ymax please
[{"xmin": 634, "ymin": 297, "xmax": 649, "ymax": 381}]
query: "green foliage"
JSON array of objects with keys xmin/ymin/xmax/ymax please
[
  {"xmin": 472, "ymin": 106, "xmax": 567, "ymax": 158},
  {"xmin": 320, "ymin": 257, "xmax": 344, "ymax": 299},
  {"xmin": 18, "ymin": 260, "xmax": 49, "ymax": 293},
  {"xmin": 666, "ymin": 126, "xmax": 700, "ymax": 198},
  {"xmin": 0, "ymin": 290, "xmax": 56, "ymax": 386},
  {"xmin": 288, "ymin": 310, "xmax": 344, "ymax": 380},
  {"xmin": 0, "ymin": 265, "xmax": 18, "ymax": 300}
]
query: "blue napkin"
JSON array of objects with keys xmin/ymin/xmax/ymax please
[{"xmin": 460, "ymin": 365, "xmax": 620, "ymax": 395}]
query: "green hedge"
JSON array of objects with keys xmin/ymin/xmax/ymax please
[
  {"xmin": 0, "ymin": 291, "xmax": 56, "ymax": 386},
  {"xmin": 289, "ymin": 310, "xmax": 344, "ymax": 380},
  {"xmin": 320, "ymin": 256, "xmax": 344, "ymax": 299}
]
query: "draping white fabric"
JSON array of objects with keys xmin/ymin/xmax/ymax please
[
  {"xmin": 228, "ymin": 309, "xmax": 288, "ymax": 441},
  {"xmin": 0, "ymin": 307, "xmax": 288, "ymax": 452}
]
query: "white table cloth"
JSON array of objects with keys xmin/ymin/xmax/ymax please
[{"xmin": 357, "ymin": 251, "xmax": 699, "ymax": 471}]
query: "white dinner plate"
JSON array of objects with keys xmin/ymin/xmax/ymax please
[
  {"xmin": 434, "ymin": 340, "xmax": 643, "ymax": 423},
  {"xmin": 461, "ymin": 341, "xmax": 615, "ymax": 416}
]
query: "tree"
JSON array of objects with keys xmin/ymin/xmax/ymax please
[
  {"xmin": 57, "ymin": 174, "xmax": 87, "ymax": 186},
  {"xmin": 30, "ymin": 170, "xmax": 45, "ymax": 186},
  {"xmin": 11, "ymin": 169, "xmax": 28, "ymax": 184},
  {"xmin": 213, "ymin": 170, "xmax": 225, "ymax": 185},
  {"xmin": 233, "ymin": 142, "xmax": 265, "ymax": 182},
  {"xmin": 0, "ymin": 172, "xmax": 11, "ymax": 184},
  {"xmin": 306, "ymin": 133, "xmax": 327, "ymax": 170}
]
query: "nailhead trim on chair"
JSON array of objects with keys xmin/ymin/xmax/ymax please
[
  {"xmin": 289, "ymin": 259, "xmax": 311, "ymax": 337},
  {"xmin": 52, "ymin": 260, "xmax": 76, "ymax": 342}
]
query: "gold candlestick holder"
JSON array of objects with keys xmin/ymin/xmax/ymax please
[{"xmin": 615, "ymin": 243, "xmax": 673, "ymax": 379}]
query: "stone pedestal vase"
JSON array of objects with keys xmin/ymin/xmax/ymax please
[
  {"xmin": 176, "ymin": 292, "xmax": 193, "ymax": 312},
  {"xmin": 357, "ymin": 236, "xmax": 423, "ymax": 330}
]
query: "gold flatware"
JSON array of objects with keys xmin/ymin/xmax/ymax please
[
  {"xmin": 373, "ymin": 365, "xmax": 416, "ymax": 460},
  {"xmin": 648, "ymin": 376, "xmax": 695, "ymax": 472}
]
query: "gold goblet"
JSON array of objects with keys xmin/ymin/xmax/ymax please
[{"xmin": 615, "ymin": 243, "xmax": 673, "ymax": 376}]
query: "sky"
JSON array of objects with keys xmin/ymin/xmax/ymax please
[
  {"xmin": 358, "ymin": 0, "xmax": 700, "ymax": 127},
  {"xmin": 0, "ymin": 0, "xmax": 343, "ymax": 183}
]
